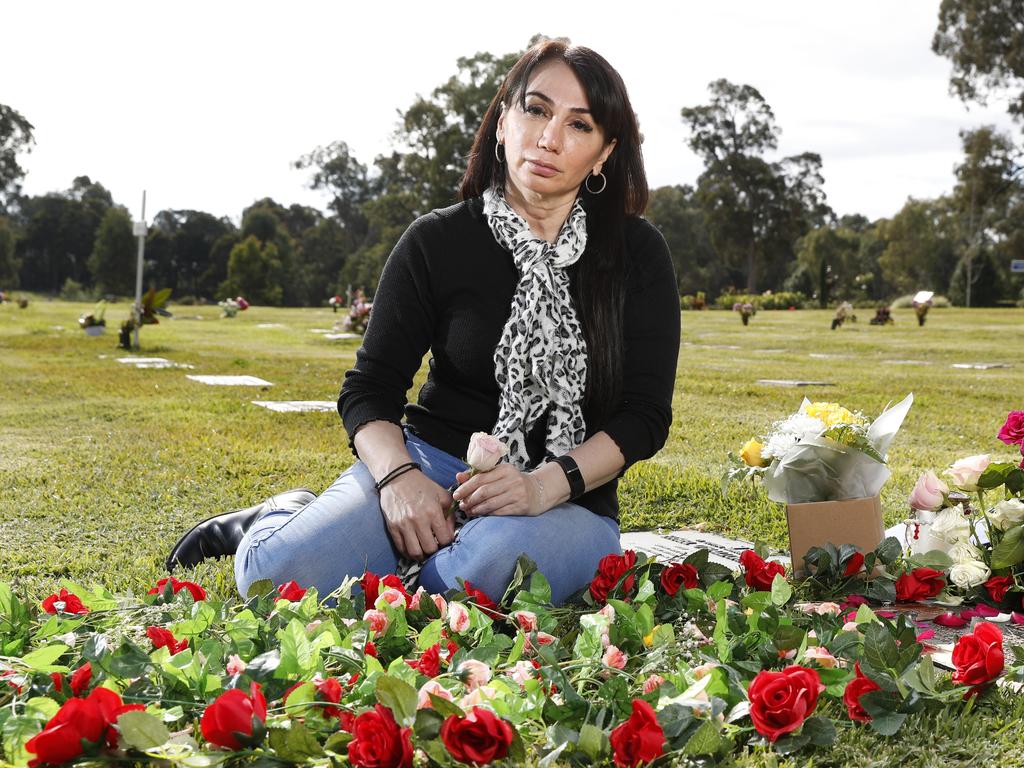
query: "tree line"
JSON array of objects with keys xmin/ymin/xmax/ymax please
[{"xmin": 1, "ymin": 5, "xmax": 1022, "ymax": 308}]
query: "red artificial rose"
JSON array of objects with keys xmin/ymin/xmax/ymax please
[
  {"xmin": 843, "ymin": 662, "xmax": 881, "ymax": 722},
  {"xmin": 660, "ymin": 563, "xmax": 699, "ymax": 596},
  {"xmin": 952, "ymin": 622, "xmax": 1004, "ymax": 694},
  {"xmin": 364, "ymin": 641, "xmax": 377, "ymax": 658},
  {"xmin": 148, "ymin": 577, "xmax": 206, "ymax": 602},
  {"xmin": 997, "ymin": 410, "xmax": 1024, "ymax": 446},
  {"xmin": 361, "ymin": 571, "xmax": 381, "ymax": 612},
  {"xmin": 201, "ymin": 683, "xmax": 267, "ymax": 750},
  {"xmin": 747, "ymin": 665, "xmax": 824, "ymax": 742},
  {"xmin": 275, "ymin": 581, "xmax": 307, "ymax": 602},
  {"xmin": 314, "ymin": 676, "xmax": 345, "ymax": 720},
  {"xmin": 406, "ymin": 643, "xmax": 441, "ymax": 678},
  {"xmin": 347, "ymin": 704, "xmax": 414, "ymax": 768},
  {"xmin": 985, "ymin": 575, "xmax": 1014, "ymax": 603},
  {"xmin": 25, "ymin": 686, "xmax": 138, "ymax": 766},
  {"xmin": 843, "ymin": 551, "xmax": 865, "ymax": 577},
  {"xmin": 440, "ymin": 706, "xmax": 515, "ymax": 766},
  {"xmin": 739, "ymin": 550, "xmax": 787, "ymax": 592},
  {"xmin": 895, "ymin": 567, "xmax": 946, "ymax": 602},
  {"xmin": 147, "ymin": 626, "xmax": 189, "ymax": 655},
  {"xmin": 40, "ymin": 588, "xmax": 89, "ymax": 615},
  {"xmin": 463, "ymin": 581, "xmax": 501, "ymax": 619},
  {"xmin": 70, "ymin": 662, "xmax": 92, "ymax": 696},
  {"xmin": 609, "ymin": 698, "xmax": 665, "ymax": 768},
  {"xmin": 589, "ymin": 550, "xmax": 638, "ymax": 604}
]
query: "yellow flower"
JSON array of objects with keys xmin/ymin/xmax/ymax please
[
  {"xmin": 740, "ymin": 439, "xmax": 767, "ymax": 467},
  {"xmin": 643, "ymin": 632, "xmax": 655, "ymax": 648},
  {"xmin": 802, "ymin": 401, "xmax": 862, "ymax": 427}
]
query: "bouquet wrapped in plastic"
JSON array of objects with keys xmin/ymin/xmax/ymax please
[{"xmin": 728, "ymin": 394, "xmax": 914, "ymax": 504}]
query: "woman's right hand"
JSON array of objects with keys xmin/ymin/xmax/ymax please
[{"xmin": 379, "ymin": 470, "xmax": 456, "ymax": 561}]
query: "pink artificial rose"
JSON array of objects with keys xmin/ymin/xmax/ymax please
[
  {"xmin": 511, "ymin": 610, "xmax": 538, "ymax": 633},
  {"xmin": 417, "ymin": 680, "xmax": 453, "ymax": 710},
  {"xmin": 457, "ymin": 659, "xmax": 492, "ymax": 691},
  {"xmin": 602, "ymin": 645, "xmax": 628, "ymax": 670},
  {"xmin": 362, "ymin": 609, "xmax": 389, "ymax": 636},
  {"xmin": 802, "ymin": 646, "xmax": 838, "ymax": 669},
  {"xmin": 375, "ymin": 588, "xmax": 408, "ymax": 610},
  {"xmin": 509, "ymin": 661, "xmax": 536, "ymax": 687},
  {"xmin": 465, "ymin": 432, "xmax": 508, "ymax": 472},
  {"xmin": 909, "ymin": 470, "xmax": 948, "ymax": 511},
  {"xmin": 226, "ymin": 655, "xmax": 247, "ymax": 676},
  {"xmin": 947, "ymin": 454, "xmax": 992, "ymax": 491},
  {"xmin": 643, "ymin": 674, "xmax": 665, "ymax": 694},
  {"xmin": 997, "ymin": 411, "xmax": 1024, "ymax": 446},
  {"xmin": 448, "ymin": 602, "xmax": 470, "ymax": 633}
]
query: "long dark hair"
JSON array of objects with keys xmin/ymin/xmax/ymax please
[{"xmin": 460, "ymin": 40, "xmax": 648, "ymax": 427}]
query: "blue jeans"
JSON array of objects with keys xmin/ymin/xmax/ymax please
[{"xmin": 234, "ymin": 430, "xmax": 622, "ymax": 606}]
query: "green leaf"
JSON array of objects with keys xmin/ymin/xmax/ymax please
[
  {"xmin": 773, "ymin": 731, "xmax": 811, "ymax": 755},
  {"xmin": 978, "ymin": 463, "xmax": 1013, "ymax": 489},
  {"xmin": 117, "ymin": 711, "xmax": 172, "ymax": 751},
  {"xmin": 577, "ymin": 723, "xmax": 607, "ymax": 762},
  {"xmin": 706, "ymin": 579, "xmax": 733, "ymax": 601},
  {"xmin": 20, "ymin": 644, "xmax": 68, "ymax": 672},
  {"xmin": 867, "ymin": 708, "xmax": 906, "ymax": 736},
  {"xmin": 278, "ymin": 619, "xmax": 314, "ymax": 676},
  {"xmin": 268, "ymin": 722, "xmax": 324, "ymax": 762},
  {"xmin": 683, "ymin": 720, "xmax": 722, "ymax": 756},
  {"xmin": 909, "ymin": 550, "xmax": 954, "ymax": 571},
  {"xmin": 24, "ymin": 697, "xmax": 59, "ymax": 721},
  {"xmin": 428, "ymin": 695, "xmax": 465, "ymax": 719},
  {"xmin": 324, "ymin": 730, "xmax": 353, "ymax": 755},
  {"xmin": 375, "ymin": 675, "xmax": 418, "ymax": 727},
  {"xmin": 770, "ymin": 573, "xmax": 793, "ymax": 606},
  {"xmin": 991, "ymin": 526, "xmax": 1024, "ymax": 569},
  {"xmin": 801, "ymin": 716, "xmax": 836, "ymax": 746},
  {"xmin": 246, "ymin": 579, "xmax": 276, "ymax": 599},
  {"xmin": 773, "ymin": 625, "xmax": 806, "ymax": 652},
  {"xmin": 863, "ymin": 624, "xmax": 900, "ymax": 671},
  {"xmin": 413, "ymin": 708, "xmax": 445, "ymax": 741},
  {"xmin": 875, "ymin": 537, "xmax": 902, "ymax": 565}
]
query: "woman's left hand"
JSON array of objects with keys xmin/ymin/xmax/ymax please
[{"xmin": 452, "ymin": 464, "xmax": 544, "ymax": 517}]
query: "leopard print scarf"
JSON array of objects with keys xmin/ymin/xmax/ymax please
[{"xmin": 482, "ymin": 186, "xmax": 589, "ymax": 470}]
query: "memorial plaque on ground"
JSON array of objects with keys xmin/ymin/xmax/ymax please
[
  {"xmin": 756, "ymin": 379, "xmax": 834, "ymax": 387},
  {"xmin": 324, "ymin": 333, "xmax": 361, "ymax": 340},
  {"xmin": 186, "ymin": 375, "xmax": 273, "ymax": 386},
  {"xmin": 951, "ymin": 363, "xmax": 1010, "ymax": 370},
  {"xmin": 251, "ymin": 400, "xmax": 336, "ymax": 413},
  {"xmin": 117, "ymin": 357, "xmax": 194, "ymax": 369},
  {"xmin": 620, "ymin": 529, "xmax": 789, "ymax": 569}
]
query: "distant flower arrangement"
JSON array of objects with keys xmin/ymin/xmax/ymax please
[
  {"xmin": 219, "ymin": 296, "xmax": 250, "ymax": 318},
  {"xmin": 341, "ymin": 297, "xmax": 372, "ymax": 335},
  {"xmin": 78, "ymin": 301, "xmax": 107, "ymax": 335}
]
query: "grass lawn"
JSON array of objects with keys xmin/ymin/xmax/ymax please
[
  {"xmin": 1, "ymin": 300, "xmax": 1020, "ymax": 597},
  {"xmin": 1, "ymin": 299, "xmax": 1022, "ymax": 766}
]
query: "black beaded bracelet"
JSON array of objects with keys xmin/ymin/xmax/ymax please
[
  {"xmin": 550, "ymin": 455, "xmax": 586, "ymax": 500},
  {"xmin": 374, "ymin": 461, "xmax": 421, "ymax": 492}
]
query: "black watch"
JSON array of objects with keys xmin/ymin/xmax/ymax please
[{"xmin": 551, "ymin": 455, "xmax": 586, "ymax": 500}]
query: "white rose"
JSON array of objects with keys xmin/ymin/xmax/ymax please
[
  {"xmin": 949, "ymin": 560, "xmax": 990, "ymax": 590},
  {"xmin": 929, "ymin": 505, "xmax": 971, "ymax": 544},
  {"xmin": 948, "ymin": 540, "xmax": 983, "ymax": 564},
  {"xmin": 986, "ymin": 498, "xmax": 1024, "ymax": 531}
]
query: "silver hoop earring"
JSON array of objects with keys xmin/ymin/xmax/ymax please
[
  {"xmin": 585, "ymin": 171, "xmax": 607, "ymax": 194},
  {"xmin": 494, "ymin": 143, "xmax": 506, "ymax": 163}
]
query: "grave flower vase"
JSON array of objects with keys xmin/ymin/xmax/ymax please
[{"xmin": 785, "ymin": 494, "xmax": 884, "ymax": 575}]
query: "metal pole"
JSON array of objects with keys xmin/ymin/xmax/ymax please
[{"xmin": 132, "ymin": 191, "xmax": 147, "ymax": 350}]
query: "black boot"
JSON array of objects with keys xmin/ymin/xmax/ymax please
[{"xmin": 165, "ymin": 488, "xmax": 317, "ymax": 571}]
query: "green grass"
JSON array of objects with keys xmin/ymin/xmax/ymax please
[
  {"xmin": 1, "ymin": 301, "xmax": 1020, "ymax": 597},
  {"xmin": 1, "ymin": 300, "xmax": 1022, "ymax": 766}
]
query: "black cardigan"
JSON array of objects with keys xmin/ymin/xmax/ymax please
[{"xmin": 338, "ymin": 197, "xmax": 680, "ymax": 520}]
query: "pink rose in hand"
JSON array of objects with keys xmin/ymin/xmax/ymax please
[
  {"xmin": 909, "ymin": 470, "xmax": 948, "ymax": 511},
  {"xmin": 947, "ymin": 454, "xmax": 992, "ymax": 491},
  {"xmin": 466, "ymin": 432, "xmax": 508, "ymax": 472},
  {"xmin": 997, "ymin": 411, "xmax": 1024, "ymax": 446}
]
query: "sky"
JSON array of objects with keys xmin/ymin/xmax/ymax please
[{"xmin": 4, "ymin": 0, "xmax": 1020, "ymax": 224}]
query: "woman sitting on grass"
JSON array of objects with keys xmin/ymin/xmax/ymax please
[{"xmin": 167, "ymin": 39, "xmax": 680, "ymax": 606}]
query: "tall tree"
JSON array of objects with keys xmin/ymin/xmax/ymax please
[
  {"xmin": 951, "ymin": 126, "xmax": 1020, "ymax": 305},
  {"xmin": 221, "ymin": 236, "xmax": 284, "ymax": 305},
  {"xmin": 645, "ymin": 184, "xmax": 723, "ymax": 295},
  {"xmin": 0, "ymin": 104, "xmax": 34, "ymax": 213},
  {"xmin": 148, "ymin": 209, "xmax": 235, "ymax": 299},
  {"xmin": 0, "ymin": 216, "xmax": 19, "ymax": 288},
  {"xmin": 681, "ymin": 80, "xmax": 831, "ymax": 293},
  {"xmin": 88, "ymin": 207, "xmax": 136, "ymax": 295},
  {"xmin": 933, "ymin": 0, "xmax": 1024, "ymax": 124},
  {"xmin": 877, "ymin": 197, "xmax": 959, "ymax": 295}
]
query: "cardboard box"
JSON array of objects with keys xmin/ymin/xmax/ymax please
[{"xmin": 786, "ymin": 494, "xmax": 884, "ymax": 575}]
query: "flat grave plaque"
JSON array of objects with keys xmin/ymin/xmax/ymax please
[
  {"xmin": 885, "ymin": 359, "xmax": 931, "ymax": 366},
  {"xmin": 620, "ymin": 529, "xmax": 789, "ymax": 569},
  {"xmin": 951, "ymin": 363, "xmax": 1010, "ymax": 370},
  {"xmin": 187, "ymin": 375, "xmax": 273, "ymax": 387},
  {"xmin": 251, "ymin": 400, "xmax": 336, "ymax": 413},
  {"xmin": 756, "ymin": 379, "xmax": 834, "ymax": 387},
  {"xmin": 324, "ymin": 333, "xmax": 361, "ymax": 340},
  {"xmin": 256, "ymin": 323, "xmax": 286, "ymax": 329}
]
